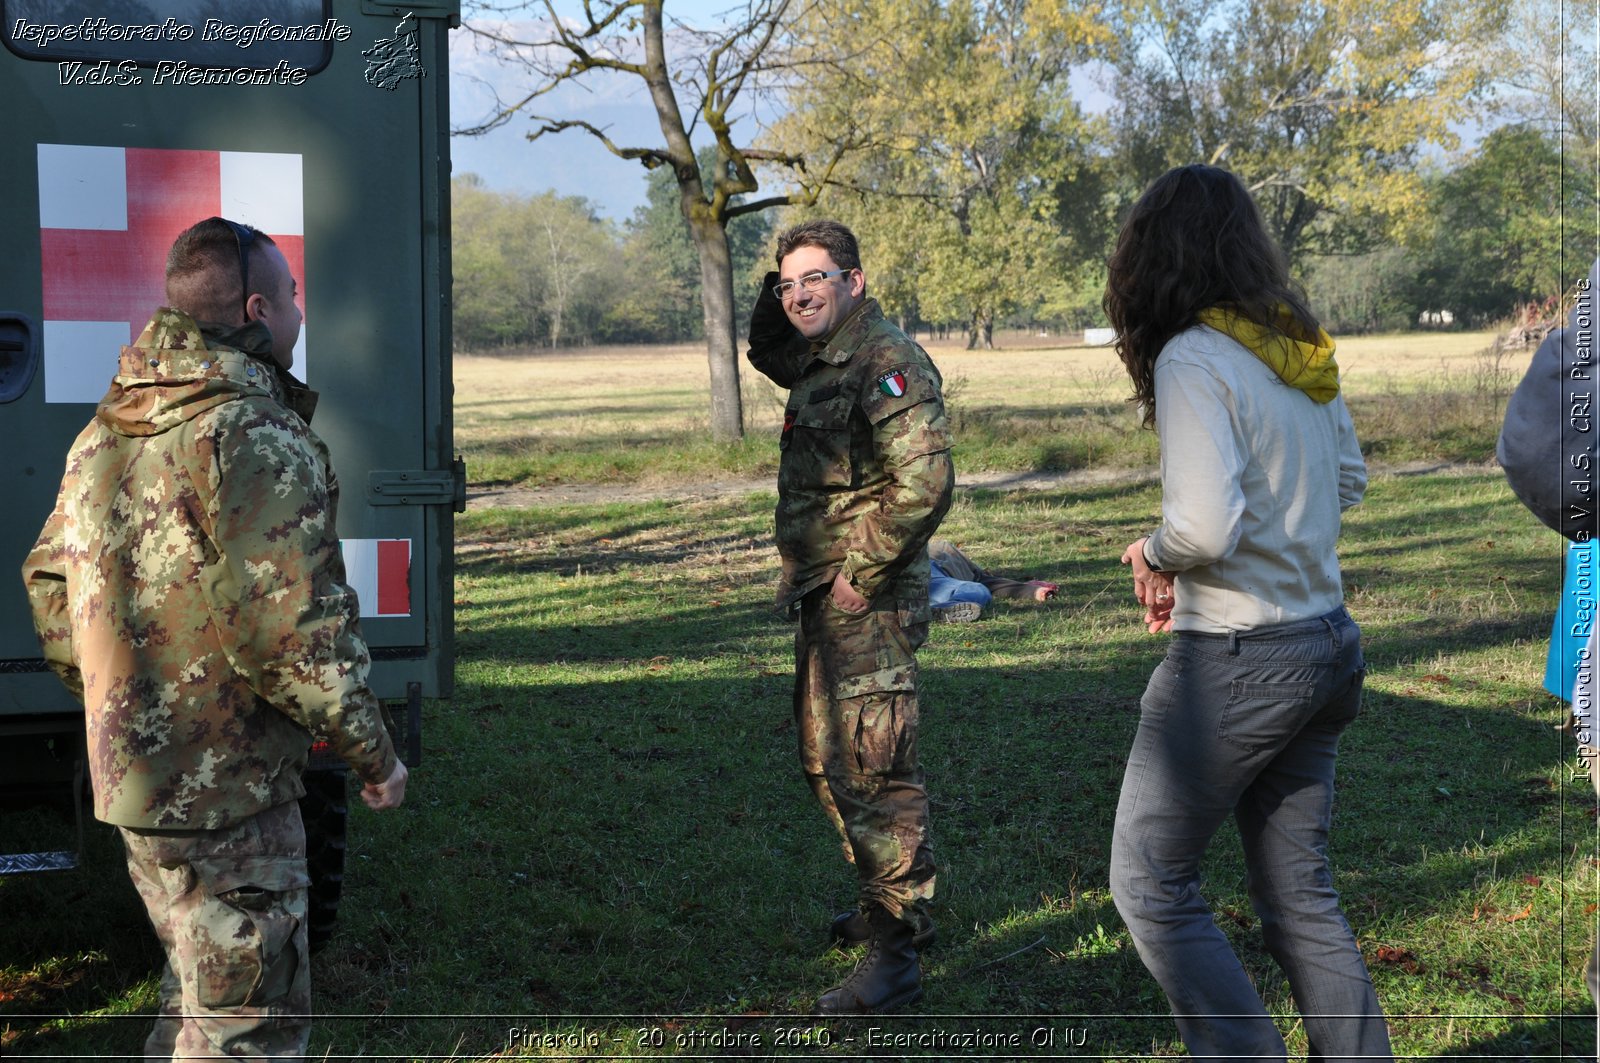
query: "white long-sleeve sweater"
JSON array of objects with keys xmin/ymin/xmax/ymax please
[{"xmin": 1143, "ymin": 324, "xmax": 1366, "ymax": 633}]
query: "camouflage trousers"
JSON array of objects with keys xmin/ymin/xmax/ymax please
[
  {"xmin": 794, "ymin": 590, "xmax": 936, "ymax": 928},
  {"xmin": 119, "ymin": 800, "xmax": 312, "ymax": 1061}
]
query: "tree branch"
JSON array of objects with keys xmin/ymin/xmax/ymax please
[
  {"xmin": 726, "ymin": 194, "xmax": 798, "ymax": 217},
  {"xmin": 527, "ymin": 117, "xmax": 674, "ymax": 168}
]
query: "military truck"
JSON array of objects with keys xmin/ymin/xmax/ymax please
[{"xmin": 0, "ymin": 0, "xmax": 462, "ymax": 947}]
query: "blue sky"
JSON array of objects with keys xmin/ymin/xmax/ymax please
[
  {"xmin": 446, "ymin": 5, "xmax": 1115, "ymax": 220},
  {"xmin": 448, "ymin": 2, "xmax": 765, "ymax": 219},
  {"xmin": 443, "ymin": 3, "xmax": 1544, "ymax": 221}
]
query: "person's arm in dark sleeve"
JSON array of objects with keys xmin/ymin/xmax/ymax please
[
  {"xmin": 746, "ymin": 271, "xmax": 809, "ymax": 388},
  {"xmin": 838, "ymin": 364, "xmax": 954, "ymax": 599}
]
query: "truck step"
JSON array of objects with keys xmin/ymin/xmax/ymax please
[{"xmin": 0, "ymin": 850, "xmax": 78, "ymax": 875}]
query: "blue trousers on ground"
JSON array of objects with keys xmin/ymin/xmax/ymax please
[
  {"xmin": 1545, "ymin": 539, "xmax": 1599, "ymax": 699},
  {"xmin": 1110, "ymin": 607, "xmax": 1392, "ymax": 1062},
  {"xmin": 928, "ymin": 559, "xmax": 991, "ymax": 610}
]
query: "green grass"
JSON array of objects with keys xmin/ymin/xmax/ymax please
[{"xmin": 3, "ymin": 470, "xmax": 1592, "ymax": 1060}]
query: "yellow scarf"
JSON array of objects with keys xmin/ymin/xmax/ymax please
[{"xmin": 1197, "ymin": 305, "xmax": 1340, "ymax": 403}]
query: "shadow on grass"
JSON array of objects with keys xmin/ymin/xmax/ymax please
[
  {"xmin": 467, "ymin": 428, "xmax": 695, "ymax": 459},
  {"xmin": 463, "ymin": 399, "xmax": 707, "ymax": 419},
  {"xmin": 0, "ymin": 802, "xmax": 162, "ymax": 1058},
  {"xmin": 2, "ymin": 651, "xmax": 1584, "ymax": 1058},
  {"xmin": 6, "ymin": 475, "xmax": 1590, "ymax": 1059},
  {"xmin": 1407, "ymin": 1017, "xmax": 1596, "ymax": 1060}
]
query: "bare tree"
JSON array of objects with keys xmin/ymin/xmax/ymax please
[
  {"xmin": 1486, "ymin": 0, "xmax": 1598, "ymax": 151},
  {"xmin": 458, "ymin": 0, "xmax": 851, "ymax": 440}
]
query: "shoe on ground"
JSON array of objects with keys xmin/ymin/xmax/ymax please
[
  {"xmin": 830, "ymin": 908, "xmax": 936, "ymax": 950},
  {"xmin": 933, "ymin": 601, "xmax": 981, "ymax": 623},
  {"xmin": 817, "ymin": 907, "xmax": 923, "ymax": 1015}
]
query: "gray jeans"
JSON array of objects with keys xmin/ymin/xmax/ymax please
[{"xmin": 1110, "ymin": 607, "xmax": 1392, "ymax": 1062}]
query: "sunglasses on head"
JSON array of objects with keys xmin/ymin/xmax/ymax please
[{"xmin": 220, "ymin": 219, "xmax": 259, "ymax": 317}]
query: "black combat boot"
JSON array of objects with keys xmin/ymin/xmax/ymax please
[
  {"xmin": 829, "ymin": 908, "xmax": 936, "ymax": 950},
  {"xmin": 816, "ymin": 906, "xmax": 923, "ymax": 1014}
]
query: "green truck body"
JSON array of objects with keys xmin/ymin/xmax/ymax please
[{"xmin": 0, "ymin": 0, "xmax": 460, "ymax": 885}]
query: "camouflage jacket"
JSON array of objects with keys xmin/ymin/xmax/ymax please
[
  {"xmin": 748, "ymin": 299, "xmax": 954, "ymax": 610},
  {"xmin": 22, "ymin": 308, "xmax": 398, "ymax": 830}
]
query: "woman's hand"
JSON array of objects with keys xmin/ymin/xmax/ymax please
[{"xmin": 1121, "ymin": 537, "xmax": 1175, "ymax": 634}]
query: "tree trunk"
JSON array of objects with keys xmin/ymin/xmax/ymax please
[
  {"xmin": 688, "ymin": 213, "xmax": 744, "ymax": 441},
  {"xmin": 639, "ymin": 0, "xmax": 742, "ymax": 441}
]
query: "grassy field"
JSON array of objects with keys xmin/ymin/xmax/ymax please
[
  {"xmin": 4, "ymin": 329, "xmax": 1593, "ymax": 1061},
  {"xmin": 455, "ymin": 329, "xmax": 1518, "ymax": 487}
]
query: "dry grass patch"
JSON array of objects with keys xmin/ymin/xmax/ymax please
[
  {"xmin": 455, "ymin": 330, "xmax": 1506, "ymax": 444},
  {"xmin": 454, "ymin": 329, "xmax": 1521, "ymax": 488}
]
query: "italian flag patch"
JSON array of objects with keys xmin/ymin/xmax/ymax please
[{"xmin": 878, "ymin": 370, "xmax": 907, "ymax": 397}]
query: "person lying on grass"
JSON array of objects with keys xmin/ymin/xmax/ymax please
[{"xmin": 927, "ymin": 538, "xmax": 1058, "ymax": 623}]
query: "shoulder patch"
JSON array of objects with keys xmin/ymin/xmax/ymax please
[{"xmin": 859, "ymin": 362, "xmax": 942, "ymax": 424}]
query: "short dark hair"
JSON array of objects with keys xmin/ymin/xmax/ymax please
[
  {"xmin": 775, "ymin": 219, "xmax": 861, "ymax": 272},
  {"xmin": 165, "ymin": 216, "xmax": 280, "ymax": 325},
  {"xmin": 1103, "ymin": 165, "xmax": 1320, "ymax": 428}
]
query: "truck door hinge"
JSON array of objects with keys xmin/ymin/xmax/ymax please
[{"xmin": 367, "ymin": 458, "xmax": 466, "ymax": 511}]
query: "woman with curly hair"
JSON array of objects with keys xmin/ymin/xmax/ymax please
[{"xmin": 1105, "ymin": 165, "xmax": 1391, "ymax": 1061}]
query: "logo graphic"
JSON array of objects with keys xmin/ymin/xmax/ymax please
[
  {"xmin": 37, "ymin": 144, "xmax": 306, "ymax": 403},
  {"xmin": 878, "ymin": 370, "xmax": 907, "ymax": 398},
  {"xmin": 363, "ymin": 14, "xmax": 424, "ymax": 90}
]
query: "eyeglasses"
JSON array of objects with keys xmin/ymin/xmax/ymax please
[
  {"xmin": 772, "ymin": 269, "xmax": 849, "ymax": 301},
  {"xmin": 221, "ymin": 219, "xmax": 258, "ymax": 316}
]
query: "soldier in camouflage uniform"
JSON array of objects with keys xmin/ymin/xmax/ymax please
[
  {"xmin": 22, "ymin": 217, "xmax": 407, "ymax": 1060},
  {"xmin": 747, "ymin": 219, "xmax": 953, "ymax": 1014}
]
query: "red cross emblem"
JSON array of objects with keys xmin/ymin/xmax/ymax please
[{"xmin": 38, "ymin": 144, "xmax": 306, "ymax": 402}]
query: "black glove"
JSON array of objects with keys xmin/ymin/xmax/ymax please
[
  {"xmin": 747, "ymin": 270, "xmax": 806, "ymax": 386},
  {"xmin": 749, "ymin": 270, "xmax": 799, "ymax": 352}
]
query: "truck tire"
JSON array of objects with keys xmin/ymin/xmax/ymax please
[{"xmin": 298, "ymin": 766, "xmax": 347, "ymax": 953}]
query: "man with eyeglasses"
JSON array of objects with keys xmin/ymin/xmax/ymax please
[
  {"xmin": 23, "ymin": 216, "xmax": 407, "ymax": 1058},
  {"xmin": 747, "ymin": 219, "xmax": 953, "ymax": 1014}
]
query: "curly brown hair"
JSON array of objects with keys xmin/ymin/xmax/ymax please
[{"xmin": 1103, "ymin": 165, "xmax": 1320, "ymax": 428}]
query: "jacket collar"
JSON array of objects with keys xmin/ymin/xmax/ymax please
[
  {"xmin": 96, "ymin": 307, "xmax": 318, "ymax": 436},
  {"xmin": 200, "ymin": 321, "xmax": 317, "ymax": 422},
  {"xmin": 809, "ymin": 298, "xmax": 883, "ymax": 367}
]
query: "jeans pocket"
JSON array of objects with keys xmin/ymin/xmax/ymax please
[
  {"xmin": 1218, "ymin": 680, "xmax": 1316, "ymax": 754},
  {"xmin": 1138, "ymin": 652, "xmax": 1186, "ymax": 725},
  {"xmin": 1321, "ymin": 664, "xmax": 1366, "ymax": 728}
]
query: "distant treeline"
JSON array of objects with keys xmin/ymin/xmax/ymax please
[
  {"xmin": 453, "ymin": 126, "xmax": 1594, "ymax": 351},
  {"xmin": 452, "ymin": 161, "xmax": 771, "ymax": 352}
]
